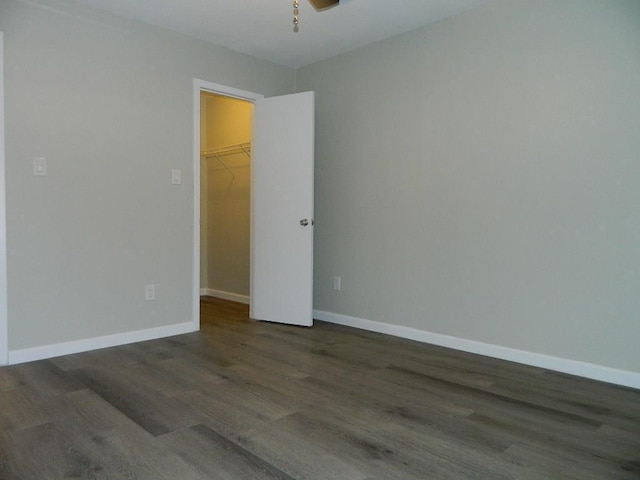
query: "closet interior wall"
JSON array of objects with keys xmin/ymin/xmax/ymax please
[{"xmin": 200, "ymin": 92, "xmax": 253, "ymax": 300}]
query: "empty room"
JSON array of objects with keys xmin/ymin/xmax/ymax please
[{"xmin": 0, "ymin": 0, "xmax": 639, "ymax": 478}]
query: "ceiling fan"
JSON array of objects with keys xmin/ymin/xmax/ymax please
[
  {"xmin": 293, "ymin": 0, "xmax": 339, "ymax": 31},
  {"xmin": 308, "ymin": 0, "xmax": 340, "ymax": 10}
]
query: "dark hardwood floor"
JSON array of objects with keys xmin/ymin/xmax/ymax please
[{"xmin": 1, "ymin": 296, "xmax": 639, "ymax": 479}]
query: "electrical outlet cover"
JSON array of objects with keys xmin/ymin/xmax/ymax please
[
  {"xmin": 145, "ymin": 284, "xmax": 156, "ymax": 301},
  {"xmin": 33, "ymin": 157, "xmax": 47, "ymax": 176}
]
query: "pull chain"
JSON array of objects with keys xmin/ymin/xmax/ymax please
[{"xmin": 293, "ymin": 0, "xmax": 299, "ymax": 32}]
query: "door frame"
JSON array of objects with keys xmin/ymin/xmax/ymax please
[
  {"xmin": 0, "ymin": 32, "xmax": 8, "ymax": 365},
  {"xmin": 191, "ymin": 79, "xmax": 263, "ymax": 329}
]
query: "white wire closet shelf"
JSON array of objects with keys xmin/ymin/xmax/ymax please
[
  {"xmin": 201, "ymin": 142, "xmax": 251, "ymax": 158},
  {"xmin": 201, "ymin": 142, "xmax": 251, "ymax": 182}
]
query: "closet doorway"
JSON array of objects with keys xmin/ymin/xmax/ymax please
[
  {"xmin": 192, "ymin": 79, "xmax": 314, "ymax": 329},
  {"xmin": 199, "ymin": 92, "xmax": 253, "ymax": 305}
]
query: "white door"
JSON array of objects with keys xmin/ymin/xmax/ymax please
[{"xmin": 250, "ymin": 91, "xmax": 314, "ymax": 326}]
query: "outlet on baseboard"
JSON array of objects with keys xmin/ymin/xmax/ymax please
[
  {"xmin": 145, "ymin": 284, "xmax": 156, "ymax": 301},
  {"xmin": 333, "ymin": 276, "xmax": 341, "ymax": 291}
]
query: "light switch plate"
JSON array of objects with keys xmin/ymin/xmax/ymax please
[
  {"xmin": 171, "ymin": 169, "xmax": 181, "ymax": 185},
  {"xmin": 33, "ymin": 157, "xmax": 47, "ymax": 176}
]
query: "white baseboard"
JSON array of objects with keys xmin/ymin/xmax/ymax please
[
  {"xmin": 200, "ymin": 288, "xmax": 249, "ymax": 305},
  {"xmin": 313, "ymin": 310, "xmax": 640, "ymax": 390},
  {"xmin": 8, "ymin": 321, "xmax": 197, "ymax": 365}
]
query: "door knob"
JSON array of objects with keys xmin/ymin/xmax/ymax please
[{"xmin": 300, "ymin": 219, "xmax": 309, "ymax": 226}]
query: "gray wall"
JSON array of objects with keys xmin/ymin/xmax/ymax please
[
  {"xmin": 3, "ymin": 0, "xmax": 639, "ymax": 377},
  {"xmin": 1, "ymin": 0, "xmax": 293, "ymax": 350},
  {"xmin": 298, "ymin": 0, "xmax": 640, "ymax": 372}
]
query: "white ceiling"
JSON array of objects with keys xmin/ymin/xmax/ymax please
[{"xmin": 70, "ymin": 0, "xmax": 491, "ymax": 68}]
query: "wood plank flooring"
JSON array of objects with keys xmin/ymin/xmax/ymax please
[{"xmin": 1, "ymin": 296, "xmax": 639, "ymax": 479}]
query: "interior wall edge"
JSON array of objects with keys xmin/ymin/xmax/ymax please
[
  {"xmin": 313, "ymin": 309, "xmax": 640, "ymax": 391},
  {"xmin": 0, "ymin": 31, "xmax": 7, "ymax": 366}
]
